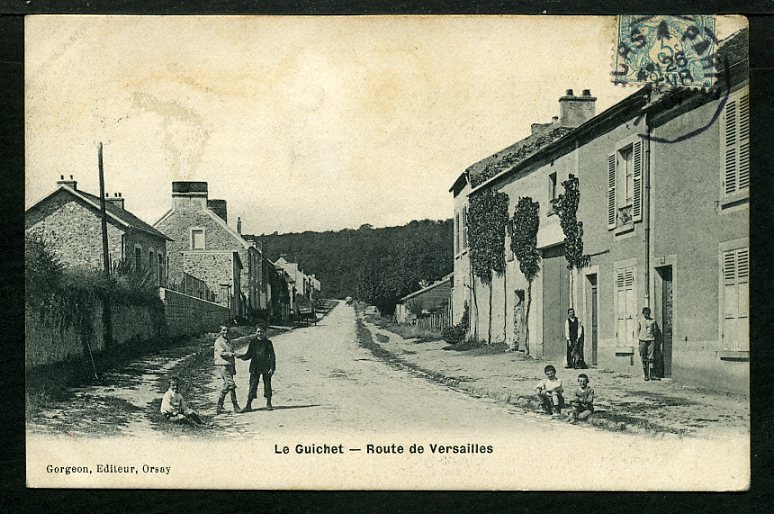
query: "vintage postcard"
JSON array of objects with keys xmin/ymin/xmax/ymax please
[{"xmin": 25, "ymin": 15, "xmax": 749, "ymax": 490}]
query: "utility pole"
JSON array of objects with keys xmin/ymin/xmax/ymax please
[{"xmin": 98, "ymin": 142, "xmax": 113, "ymax": 350}]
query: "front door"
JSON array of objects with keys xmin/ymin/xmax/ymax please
[
  {"xmin": 542, "ymin": 245, "xmax": 569, "ymax": 361},
  {"xmin": 587, "ymin": 274, "xmax": 599, "ymax": 366},
  {"xmin": 656, "ymin": 266, "xmax": 673, "ymax": 378}
]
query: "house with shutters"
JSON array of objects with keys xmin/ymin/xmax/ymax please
[
  {"xmin": 450, "ymin": 29, "xmax": 748, "ymax": 393},
  {"xmin": 154, "ymin": 181, "xmax": 265, "ymax": 317},
  {"xmin": 25, "ymin": 175, "xmax": 170, "ymax": 285}
]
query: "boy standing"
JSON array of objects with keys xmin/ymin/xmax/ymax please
[
  {"xmin": 535, "ymin": 365, "xmax": 564, "ymax": 416},
  {"xmin": 214, "ymin": 325, "xmax": 241, "ymax": 414},
  {"xmin": 564, "ymin": 308, "xmax": 585, "ymax": 369},
  {"xmin": 239, "ymin": 326, "xmax": 276, "ymax": 412},
  {"xmin": 160, "ymin": 377, "xmax": 205, "ymax": 425},
  {"xmin": 566, "ymin": 373, "xmax": 595, "ymax": 424},
  {"xmin": 638, "ymin": 307, "xmax": 660, "ymax": 381}
]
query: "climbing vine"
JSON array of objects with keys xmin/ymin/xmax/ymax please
[
  {"xmin": 468, "ymin": 189, "xmax": 510, "ymax": 284},
  {"xmin": 552, "ymin": 174, "xmax": 590, "ymax": 271},
  {"xmin": 511, "ymin": 197, "xmax": 541, "ymax": 355}
]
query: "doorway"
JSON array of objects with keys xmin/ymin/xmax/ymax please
[
  {"xmin": 586, "ymin": 274, "xmax": 599, "ymax": 366},
  {"xmin": 542, "ymin": 245, "xmax": 569, "ymax": 361},
  {"xmin": 654, "ymin": 266, "xmax": 673, "ymax": 378}
]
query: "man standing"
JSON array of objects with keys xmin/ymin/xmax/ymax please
[
  {"xmin": 239, "ymin": 326, "xmax": 276, "ymax": 412},
  {"xmin": 638, "ymin": 307, "xmax": 660, "ymax": 381},
  {"xmin": 564, "ymin": 308, "xmax": 584, "ymax": 369},
  {"xmin": 214, "ymin": 325, "xmax": 241, "ymax": 414}
]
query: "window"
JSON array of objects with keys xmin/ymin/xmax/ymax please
[
  {"xmin": 462, "ymin": 206, "xmax": 468, "ymax": 249},
  {"xmin": 158, "ymin": 254, "xmax": 164, "ymax": 285},
  {"xmin": 191, "ymin": 228, "xmax": 205, "ymax": 250},
  {"xmin": 549, "ymin": 172, "xmax": 558, "ymax": 201},
  {"xmin": 135, "ymin": 247, "xmax": 142, "ymax": 271},
  {"xmin": 608, "ymin": 139, "xmax": 643, "ymax": 229},
  {"xmin": 454, "ymin": 213, "xmax": 459, "ymax": 254},
  {"xmin": 148, "ymin": 250, "xmax": 154, "ymax": 274},
  {"xmin": 722, "ymin": 247, "xmax": 749, "ymax": 351},
  {"xmin": 720, "ymin": 88, "xmax": 750, "ymax": 199},
  {"xmin": 615, "ymin": 267, "xmax": 636, "ymax": 346}
]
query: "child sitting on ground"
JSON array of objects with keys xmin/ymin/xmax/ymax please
[
  {"xmin": 160, "ymin": 376, "xmax": 205, "ymax": 426},
  {"xmin": 566, "ymin": 373, "xmax": 595, "ymax": 424},
  {"xmin": 535, "ymin": 365, "xmax": 564, "ymax": 416}
]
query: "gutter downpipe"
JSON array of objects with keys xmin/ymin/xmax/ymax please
[{"xmin": 644, "ymin": 105, "xmax": 653, "ymax": 311}]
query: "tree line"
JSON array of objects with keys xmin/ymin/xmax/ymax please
[{"xmin": 243, "ymin": 219, "xmax": 453, "ymax": 315}]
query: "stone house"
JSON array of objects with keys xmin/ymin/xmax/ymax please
[
  {"xmin": 274, "ymin": 254, "xmax": 317, "ymax": 308},
  {"xmin": 154, "ymin": 181, "xmax": 264, "ymax": 317},
  {"xmin": 25, "ymin": 175, "xmax": 170, "ymax": 285},
  {"xmin": 451, "ymin": 30, "xmax": 748, "ymax": 393}
]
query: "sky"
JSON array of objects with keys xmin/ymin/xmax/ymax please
[{"xmin": 25, "ymin": 15, "xmax": 744, "ymax": 235}]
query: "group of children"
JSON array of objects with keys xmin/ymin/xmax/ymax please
[{"xmin": 535, "ymin": 365, "xmax": 594, "ymax": 424}]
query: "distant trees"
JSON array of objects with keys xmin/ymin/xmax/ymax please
[{"xmin": 244, "ymin": 219, "xmax": 453, "ymax": 315}]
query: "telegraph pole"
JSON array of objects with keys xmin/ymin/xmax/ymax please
[{"xmin": 98, "ymin": 142, "xmax": 113, "ymax": 350}]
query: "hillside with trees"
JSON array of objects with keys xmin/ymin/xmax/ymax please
[{"xmin": 243, "ymin": 219, "xmax": 453, "ymax": 315}]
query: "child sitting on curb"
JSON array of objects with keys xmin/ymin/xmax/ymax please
[
  {"xmin": 160, "ymin": 376, "xmax": 205, "ymax": 426},
  {"xmin": 535, "ymin": 365, "xmax": 564, "ymax": 416},
  {"xmin": 566, "ymin": 373, "xmax": 595, "ymax": 424}
]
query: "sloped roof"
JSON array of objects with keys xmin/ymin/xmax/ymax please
[
  {"xmin": 400, "ymin": 274, "xmax": 453, "ymax": 302},
  {"xmin": 28, "ymin": 186, "xmax": 171, "ymax": 240},
  {"xmin": 467, "ymin": 126, "xmax": 576, "ymax": 188},
  {"xmin": 77, "ymin": 189, "xmax": 171, "ymax": 240}
]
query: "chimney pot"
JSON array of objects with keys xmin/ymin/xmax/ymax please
[
  {"xmin": 582, "ymin": 89, "xmax": 591, "ymax": 96},
  {"xmin": 60, "ymin": 175, "xmax": 64, "ymax": 180},
  {"xmin": 566, "ymin": 89, "xmax": 574, "ymax": 96},
  {"xmin": 69, "ymin": 175, "xmax": 73, "ymax": 180}
]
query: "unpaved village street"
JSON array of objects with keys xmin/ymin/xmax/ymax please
[{"xmin": 27, "ymin": 302, "xmax": 749, "ymax": 490}]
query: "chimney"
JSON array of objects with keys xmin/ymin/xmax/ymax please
[
  {"xmin": 172, "ymin": 181, "xmax": 208, "ymax": 209},
  {"xmin": 105, "ymin": 192, "xmax": 125, "ymax": 210},
  {"xmin": 558, "ymin": 88, "xmax": 596, "ymax": 127},
  {"xmin": 237, "ymin": 216, "xmax": 242, "ymax": 234},
  {"xmin": 57, "ymin": 174, "xmax": 78, "ymax": 190},
  {"xmin": 207, "ymin": 199, "xmax": 228, "ymax": 223}
]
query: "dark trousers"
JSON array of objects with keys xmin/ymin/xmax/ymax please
[
  {"xmin": 566, "ymin": 339, "xmax": 577, "ymax": 368},
  {"xmin": 247, "ymin": 370, "xmax": 272, "ymax": 401}
]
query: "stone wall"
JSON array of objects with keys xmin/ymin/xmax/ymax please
[
  {"xmin": 159, "ymin": 288, "xmax": 230, "ymax": 338},
  {"xmin": 25, "ymin": 302, "xmax": 161, "ymax": 369}
]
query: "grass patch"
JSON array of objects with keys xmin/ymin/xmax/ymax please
[
  {"xmin": 443, "ymin": 340, "xmax": 509, "ymax": 355},
  {"xmin": 369, "ymin": 316, "xmax": 442, "ymax": 343}
]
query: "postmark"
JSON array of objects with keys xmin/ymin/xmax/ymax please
[{"xmin": 613, "ymin": 15, "xmax": 719, "ymax": 89}]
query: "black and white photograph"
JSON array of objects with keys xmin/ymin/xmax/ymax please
[{"xmin": 23, "ymin": 14, "xmax": 749, "ymax": 490}]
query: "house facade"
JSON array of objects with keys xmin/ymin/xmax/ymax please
[
  {"xmin": 451, "ymin": 30, "xmax": 748, "ymax": 393},
  {"xmin": 25, "ymin": 175, "xmax": 170, "ymax": 285},
  {"xmin": 154, "ymin": 181, "xmax": 264, "ymax": 317}
]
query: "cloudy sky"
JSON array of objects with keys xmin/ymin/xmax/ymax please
[{"xmin": 25, "ymin": 15, "xmax": 744, "ymax": 234}]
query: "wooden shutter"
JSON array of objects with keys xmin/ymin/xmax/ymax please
[
  {"xmin": 615, "ymin": 268, "xmax": 635, "ymax": 345},
  {"xmin": 723, "ymin": 99, "xmax": 738, "ymax": 195},
  {"xmin": 738, "ymin": 93, "xmax": 750, "ymax": 191},
  {"xmin": 454, "ymin": 214, "xmax": 459, "ymax": 254},
  {"xmin": 723, "ymin": 248, "xmax": 749, "ymax": 351},
  {"xmin": 607, "ymin": 154, "xmax": 616, "ymax": 229},
  {"xmin": 632, "ymin": 140, "xmax": 643, "ymax": 221}
]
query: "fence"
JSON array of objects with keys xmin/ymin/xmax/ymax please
[{"xmin": 415, "ymin": 303, "xmax": 452, "ymax": 332}]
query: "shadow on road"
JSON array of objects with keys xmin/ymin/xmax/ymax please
[{"xmin": 241, "ymin": 404, "xmax": 321, "ymax": 413}]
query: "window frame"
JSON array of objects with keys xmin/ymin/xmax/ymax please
[{"xmin": 190, "ymin": 227, "xmax": 206, "ymax": 250}]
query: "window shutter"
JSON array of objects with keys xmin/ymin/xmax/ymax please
[
  {"xmin": 738, "ymin": 94, "xmax": 750, "ymax": 190},
  {"xmin": 632, "ymin": 140, "xmax": 643, "ymax": 222},
  {"xmin": 723, "ymin": 99, "xmax": 738, "ymax": 195},
  {"xmin": 607, "ymin": 154, "xmax": 616, "ymax": 229}
]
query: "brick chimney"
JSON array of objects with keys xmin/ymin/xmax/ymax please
[
  {"xmin": 172, "ymin": 181, "xmax": 208, "ymax": 209},
  {"xmin": 559, "ymin": 88, "xmax": 596, "ymax": 127},
  {"xmin": 57, "ymin": 174, "xmax": 78, "ymax": 190},
  {"xmin": 105, "ymin": 192, "xmax": 125, "ymax": 210},
  {"xmin": 237, "ymin": 216, "xmax": 242, "ymax": 234},
  {"xmin": 207, "ymin": 199, "xmax": 228, "ymax": 223}
]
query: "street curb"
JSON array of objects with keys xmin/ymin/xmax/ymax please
[{"xmin": 361, "ymin": 323, "xmax": 671, "ymax": 438}]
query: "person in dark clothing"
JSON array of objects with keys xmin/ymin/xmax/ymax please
[
  {"xmin": 564, "ymin": 308, "xmax": 585, "ymax": 369},
  {"xmin": 238, "ymin": 326, "xmax": 276, "ymax": 412}
]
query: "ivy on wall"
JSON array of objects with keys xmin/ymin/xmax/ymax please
[
  {"xmin": 552, "ymin": 174, "xmax": 590, "ymax": 271},
  {"xmin": 511, "ymin": 196, "xmax": 541, "ymax": 355},
  {"xmin": 467, "ymin": 189, "xmax": 510, "ymax": 284}
]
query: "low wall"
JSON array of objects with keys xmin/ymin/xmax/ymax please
[
  {"xmin": 25, "ymin": 302, "xmax": 161, "ymax": 368},
  {"xmin": 159, "ymin": 288, "xmax": 230, "ymax": 338}
]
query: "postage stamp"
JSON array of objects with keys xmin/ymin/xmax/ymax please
[{"xmin": 613, "ymin": 15, "xmax": 719, "ymax": 89}]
